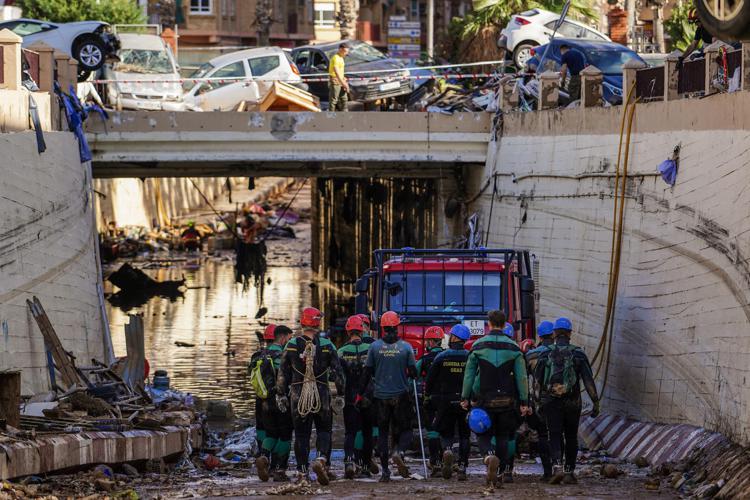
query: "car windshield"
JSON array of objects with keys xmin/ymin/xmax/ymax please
[
  {"xmin": 385, "ymin": 271, "xmax": 502, "ymax": 313},
  {"xmin": 184, "ymin": 62, "xmax": 215, "ymax": 91},
  {"xmin": 325, "ymin": 43, "xmax": 386, "ymax": 64},
  {"xmin": 114, "ymin": 49, "xmax": 174, "ymax": 74},
  {"xmin": 585, "ymin": 49, "xmax": 640, "ymax": 74}
]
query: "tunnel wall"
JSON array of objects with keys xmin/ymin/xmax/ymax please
[
  {"xmin": 0, "ymin": 131, "xmax": 106, "ymax": 395},
  {"xmin": 470, "ymin": 93, "xmax": 750, "ymax": 444}
]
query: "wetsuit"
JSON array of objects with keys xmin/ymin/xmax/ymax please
[
  {"xmin": 524, "ymin": 337, "xmax": 554, "ymax": 477},
  {"xmin": 416, "ymin": 345, "xmax": 444, "ymax": 468},
  {"xmin": 425, "ymin": 342, "xmax": 470, "ymax": 469},
  {"xmin": 254, "ymin": 343, "xmax": 293, "ymax": 473},
  {"xmin": 276, "ymin": 334, "xmax": 345, "ymax": 473},
  {"xmin": 462, "ymin": 330, "xmax": 528, "ymax": 474},
  {"xmin": 338, "ymin": 338, "xmax": 374, "ymax": 471},
  {"xmin": 534, "ymin": 335, "xmax": 598, "ymax": 474}
]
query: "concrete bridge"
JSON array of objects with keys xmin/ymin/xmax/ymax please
[{"xmin": 85, "ymin": 111, "xmax": 493, "ymax": 178}]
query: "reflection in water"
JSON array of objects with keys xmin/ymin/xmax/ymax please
[{"xmin": 106, "ymin": 258, "xmax": 311, "ymax": 417}]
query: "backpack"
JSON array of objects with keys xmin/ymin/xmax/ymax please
[
  {"xmin": 249, "ymin": 351, "xmax": 277, "ymax": 399},
  {"xmin": 542, "ymin": 345, "xmax": 578, "ymax": 397}
]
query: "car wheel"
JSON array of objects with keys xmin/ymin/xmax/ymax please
[
  {"xmin": 697, "ymin": 0, "xmax": 750, "ymax": 40},
  {"xmin": 74, "ymin": 36, "xmax": 105, "ymax": 71},
  {"xmin": 513, "ymin": 42, "xmax": 538, "ymax": 69}
]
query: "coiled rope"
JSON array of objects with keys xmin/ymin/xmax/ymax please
[{"xmin": 297, "ymin": 341, "xmax": 322, "ymax": 417}]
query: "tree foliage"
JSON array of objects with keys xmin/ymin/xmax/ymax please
[
  {"xmin": 664, "ymin": 0, "xmax": 695, "ymax": 51},
  {"xmin": 16, "ymin": 0, "xmax": 145, "ymax": 25}
]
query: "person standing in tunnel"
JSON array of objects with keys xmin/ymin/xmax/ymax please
[
  {"xmin": 360, "ymin": 311, "xmax": 417, "ymax": 482},
  {"xmin": 275, "ymin": 307, "xmax": 345, "ymax": 485},
  {"xmin": 524, "ymin": 320, "xmax": 555, "ymax": 481},
  {"xmin": 416, "ymin": 326, "xmax": 445, "ymax": 475},
  {"xmin": 425, "ymin": 324, "xmax": 471, "ymax": 481},
  {"xmin": 534, "ymin": 317, "xmax": 600, "ymax": 485},
  {"xmin": 250, "ymin": 324, "xmax": 277, "ymax": 457},
  {"xmin": 253, "ymin": 325, "xmax": 294, "ymax": 482}
]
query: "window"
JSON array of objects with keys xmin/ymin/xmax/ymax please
[
  {"xmin": 202, "ymin": 61, "xmax": 245, "ymax": 92},
  {"xmin": 220, "ymin": 0, "xmax": 236, "ymax": 17},
  {"xmin": 314, "ymin": 2, "xmax": 335, "ymax": 27},
  {"xmin": 248, "ymin": 55, "xmax": 280, "ymax": 77},
  {"xmin": 190, "ymin": 0, "xmax": 212, "ymax": 14},
  {"xmin": 294, "ymin": 50, "xmax": 311, "ymax": 70},
  {"xmin": 385, "ymin": 271, "xmax": 503, "ymax": 314},
  {"xmin": 10, "ymin": 21, "xmax": 56, "ymax": 36},
  {"xmin": 583, "ymin": 27, "xmax": 607, "ymax": 41},
  {"xmin": 311, "ymin": 51, "xmax": 327, "ymax": 70},
  {"xmin": 557, "ymin": 21, "xmax": 584, "ymax": 38}
]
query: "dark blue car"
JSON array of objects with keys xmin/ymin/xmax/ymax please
[{"xmin": 529, "ymin": 39, "xmax": 646, "ymax": 104}]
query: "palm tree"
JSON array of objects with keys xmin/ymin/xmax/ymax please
[
  {"xmin": 337, "ymin": 0, "xmax": 359, "ymax": 39},
  {"xmin": 255, "ymin": 0, "xmax": 274, "ymax": 46}
]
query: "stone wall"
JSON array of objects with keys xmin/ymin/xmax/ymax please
[
  {"xmin": 0, "ymin": 131, "xmax": 106, "ymax": 395},
  {"xmin": 471, "ymin": 93, "xmax": 750, "ymax": 444}
]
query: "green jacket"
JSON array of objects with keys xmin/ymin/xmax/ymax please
[
  {"xmin": 461, "ymin": 332, "xmax": 529, "ymax": 406},
  {"xmin": 338, "ymin": 339, "xmax": 371, "ymax": 403}
]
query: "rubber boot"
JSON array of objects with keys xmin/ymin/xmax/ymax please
[
  {"xmin": 503, "ymin": 464, "xmax": 513, "ymax": 484},
  {"xmin": 442, "ymin": 449, "xmax": 455, "ymax": 480},
  {"xmin": 256, "ymin": 455, "xmax": 270, "ymax": 482},
  {"xmin": 272, "ymin": 469, "xmax": 289, "ymax": 482},
  {"xmin": 428, "ymin": 437, "xmax": 442, "ymax": 477},
  {"xmin": 296, "ymin": 465, "xmax": 309, "ymax": 484},
  {"xmin": 549, "ymin": 464, "xmax": 565, "ymax": 485},
  {"xmin": 391, "ymin": 452, "xmax": 410, "ymax": 478},
  {"xmin": 368, "ymin": 457, "xmax": 380, "ymax": 475},
  {"xmin": 344, "ymin": 458, "xmax": 356, "ymax": 480},
  {"xmin": 379, "ymin": 468, "xmax": 391, "ymax": 482},
  {"xmin": 311, "ymin": 458, "xmax": 329, "ymax": 486},
  {"xmin": 484, "ymin": 455, "xmax": 500, "ymax": 487},
  {"xmin": 562, "ymin": 465, "xmax": 578, "ymax": 484},
  {"xmin": 457, "ymin": 465, "xmax": 467, "ymax": 481}
]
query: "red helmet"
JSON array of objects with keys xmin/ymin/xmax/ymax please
[
  {"xmin": 380, "ymin": 311, "xmax": 400, "ymax": 327},
  {"xmin": 345, "ymin": 315, "xmax": 365, "ymax": 333},
  {"xmin": 424, "ymin": 326, "xmax": 444, "ymax": 340},
  {"xmin": 519, "ymin": 338, "xmax": 535, "ymax": 354},
  {"xmin": 357, "ymin": 313, "xmax": 371, "ymax": 329},
  {"xmin": 301, "ymin": 307, "xmax": 323, "ymax": 328},
  {"xmin": 263, "ymin": 324, "xmax": 277, "ymax": 341}
]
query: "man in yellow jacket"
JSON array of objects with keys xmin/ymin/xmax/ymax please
[{"xmin": 329, "ymin": 42, "xmax": 350, "ymax": 111}]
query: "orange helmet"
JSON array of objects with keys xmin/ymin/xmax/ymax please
[
  {"xmin": 301, "ymin": 307, "xmax": 323, "ymax": 328},
  {"xmin": 380, "ymin": 311, "xmax": 400, "ymax": 327},
  {"xmin": 424, "ymin": 326, "xmax": 444, "ymax": 340},
  {"xmin": 263, "ymin": 324, "xmax": 277, "ymax": 341},
  {"xmin": 345, "ymin": 315, "xmax": 365, "ymax": 333},
  {"xmin": 519, "ymin": 338, "xmax": 535, "ymax": 354},
  {"xmin": 357, "ymin": 313, "xmax": 371, "ymax": 329}
]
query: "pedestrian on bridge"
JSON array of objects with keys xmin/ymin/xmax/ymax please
[{"xmin": 328, "ymin": 42, "xmax": 350, "ymax": 112}]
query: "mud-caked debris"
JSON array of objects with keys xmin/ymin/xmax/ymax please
[
  {"xmin": 121, "ymin": 464, "xmax": 139, "ymax": 477},
  {"xmin": 644, "ymin": 477, "xmax": 661, "ymax": 491},
  {"xmin": 692, "ymin": 482, "xmax": 720, "ymax": 499},
  {"xmin": 601, "ymin": 464, "xmax": 622, "ymax": 478},
  {"xmin": 634, "ymin": 455, "xmax": 650, "ymax": 468}
]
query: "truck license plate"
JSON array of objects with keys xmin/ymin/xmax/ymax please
[
  {"xmin": 379, "ymin": 81, "xmax": 400, "ymax": 91},
  {"xmin": 463, "ymin": 320, "xmax": 485, "ymax": 336}
]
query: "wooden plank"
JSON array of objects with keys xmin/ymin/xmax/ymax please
[
  {"xmin": 259, "ymin": 81, "xmax": 321, "ymax": 112},
  {"xmin": 27, "ymin": 297, "xmax": 82, "ymax": 390},
  {"xmin": 0, "ymin": 371, "xmax": 21, "ymax": 428}
]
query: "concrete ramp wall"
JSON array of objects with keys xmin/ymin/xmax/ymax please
[
  {"xmin": 0, "ymin": 131, "xmax": 106, "ymax": 395},
  {"xmin": 472, "ymin": 93, "xmax": 750, "ymax": 444}
]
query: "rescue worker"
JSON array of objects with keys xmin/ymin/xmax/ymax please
[
  {"xmin": 415, "ymin": 326, "xmax": 445, "ymax": 475},
  {"xmin": 355, "ymin": 313, "xmax": 379, "ymax": 473},
  {"xmin": 250, "ymin": 324, "xmax": 276, "ymax": 455},
  {"xmin": 425, "ymin": 324, "xmax": 471, "ymax": 481},
  {"xmin": 328, "ymin": 42, "xmax": 350, "ymax": 112},
  {"xmin": 360, "ymin": 311, "xmax": 417, "ymax": 482},
  {"xmin": 524, "ymin": 321, "xmax": 555, "ymax": 480},
  {"xmin": 358, "ymin": 313, "xmax": 376, "ymax": 344},
  {"xmin": 461, "ymin": 310, "xmax": 531, "ymax": 487},
  {"xmin": 534, "ymin": 317, "xmax": 600, "ymax": 485},
  {"xmin": 275, "ymin": 307, "xmax": 345, "ymax": 485},
  {"xmin": 338, "ymin": 315, "xmax": 375, "ymax": 479},
  {"xmin": 255, "ymin": 325, "xmax": 294, "ymax": 482}
]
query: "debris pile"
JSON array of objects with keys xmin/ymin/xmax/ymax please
[{"xmin": 409, "ymin": 78, "xmax": 502, "ymax": 114}]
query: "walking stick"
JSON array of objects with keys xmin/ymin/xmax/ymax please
[{"xmin": 412, "ymin": 378, "xmax": 429, "ymax": 479}]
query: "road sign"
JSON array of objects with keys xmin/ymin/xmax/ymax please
[{"xmin": 388, "ymin": 16, "xmax": 421, "ymax": 64}]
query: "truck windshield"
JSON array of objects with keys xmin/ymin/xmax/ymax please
[{"xmin": 385, "ymin": 271, "xmax": 501, "ymax": 313}]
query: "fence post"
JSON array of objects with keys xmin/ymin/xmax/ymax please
[
  {"xmin": 622, "ymin": 58, "xmax": 646, "ymax": 105},
  {"xmin": 743, "ymin": 41, "xmax": 750, "ymax": 92},
  {"xmin": 500, "ymin": 79, "xmax": 519, "ymax": 111},
  {"xmin": 27, "ymin": 42, "xmax": 55, "ymax": 92},
  {"xmin": 580, "ymin": 64, "xmax": 603, "ymax": 107},
  {"xmin": 703, "ymin": 40, "xmax": 723, "ymax": 93},
  {"xmin": 67, "ymin": 58, "xmax": 78, "ymax": 91},
  {"xmin": 0, "ymin": 28, "xmax": 22, "ymax": 90},
  {"xmin": 664, "ymin": 50, "xmax": 681, "ymax": 101},
  {"xmin": 538, "ymin": 70, "xmax": 559, "ymax": 110},
  {"xmin": 53, "ymin": 51, "xmax": 70, "ymax": 88}
]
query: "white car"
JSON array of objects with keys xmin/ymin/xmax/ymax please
[
  {"xmin": 0, "ymin": 18, "xmax": 119, "ymax": 75},
  {"xmin": 101, "ymin": 33, "xmax": 181, "ymax": 111},
  {"xmin": 181, "ymin": 47, "xmax": 304, "ymax": 111},
  {"xmin": 499, "ymin": 9, "xmax": 610, "ymax": 68}
]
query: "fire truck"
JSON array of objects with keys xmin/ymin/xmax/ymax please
[{"xmin": 354, "ymin": 248, "xmax": 538, "ymax": 358}]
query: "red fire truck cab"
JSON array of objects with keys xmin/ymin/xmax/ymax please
[{"xmin": 354, "ymin": 248, "xmax": 538, "ymax": 358}]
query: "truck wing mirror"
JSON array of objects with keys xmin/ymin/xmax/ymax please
[{"xmin": 355, "ymin": 276, "xmax": 370, "ymax": 293}]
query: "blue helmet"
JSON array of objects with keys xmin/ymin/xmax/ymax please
[
  {"xmin": 554, "ymin": 317, "xmax": 573, "ymax": 331},
  {"xmin": 467, "ymin": 408, "xmax": 491, "ymax": 434},
  {"xmin": 450, "ymin": 324, "xmax": 471, "ymax": 341},
  {"xmin": 537, "ymin": 321, "xmax": 554, "ymax": 337},
  {"xmin": 502, "ymin": 323, "xmax": 515, "ymax": 338}
]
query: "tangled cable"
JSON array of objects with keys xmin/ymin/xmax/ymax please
[{"xmin": 297, "ymin": 341, "xmax": 321, "ymax": 417}]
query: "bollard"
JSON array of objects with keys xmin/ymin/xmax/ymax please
[
  {"xmin": 580, "ymin": 64, "xmax": 603, "ymax": 107},
  {"xmin": 53, "ymin": 51, "xmax": 70, "ymax": 88},
  {"xmin": 743, "ymin": 41, "xmax": 750, "ymax": 92},
  {"xmin": 500, "ymin": 78, "xmax": 519, "ymax": 111},
  {"xmin": 622, "ymin": 58, "xmax": 646, "ymax": 105},
  {"xmin": 0, "ymin": 28, "xmax": 22, "ymax": 90},
  {"xmin": 538, "ymin": 70, "xmax": 559, "ymax": 110},
  {"xmin": 27, "ymin": 42, "xmax": 55, "ymax": 92},
  {"xmin": 664, "ymin": 50, "xmax": 682, "ymax": 101}
]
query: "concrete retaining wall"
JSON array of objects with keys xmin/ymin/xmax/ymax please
[
  {"xmin": 0, "ymin": 131, "xmax": 106, "ymax": 395},
  {"xmin": 472, "ymin": 93, "xmax": 750, "ymax": 444}
]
